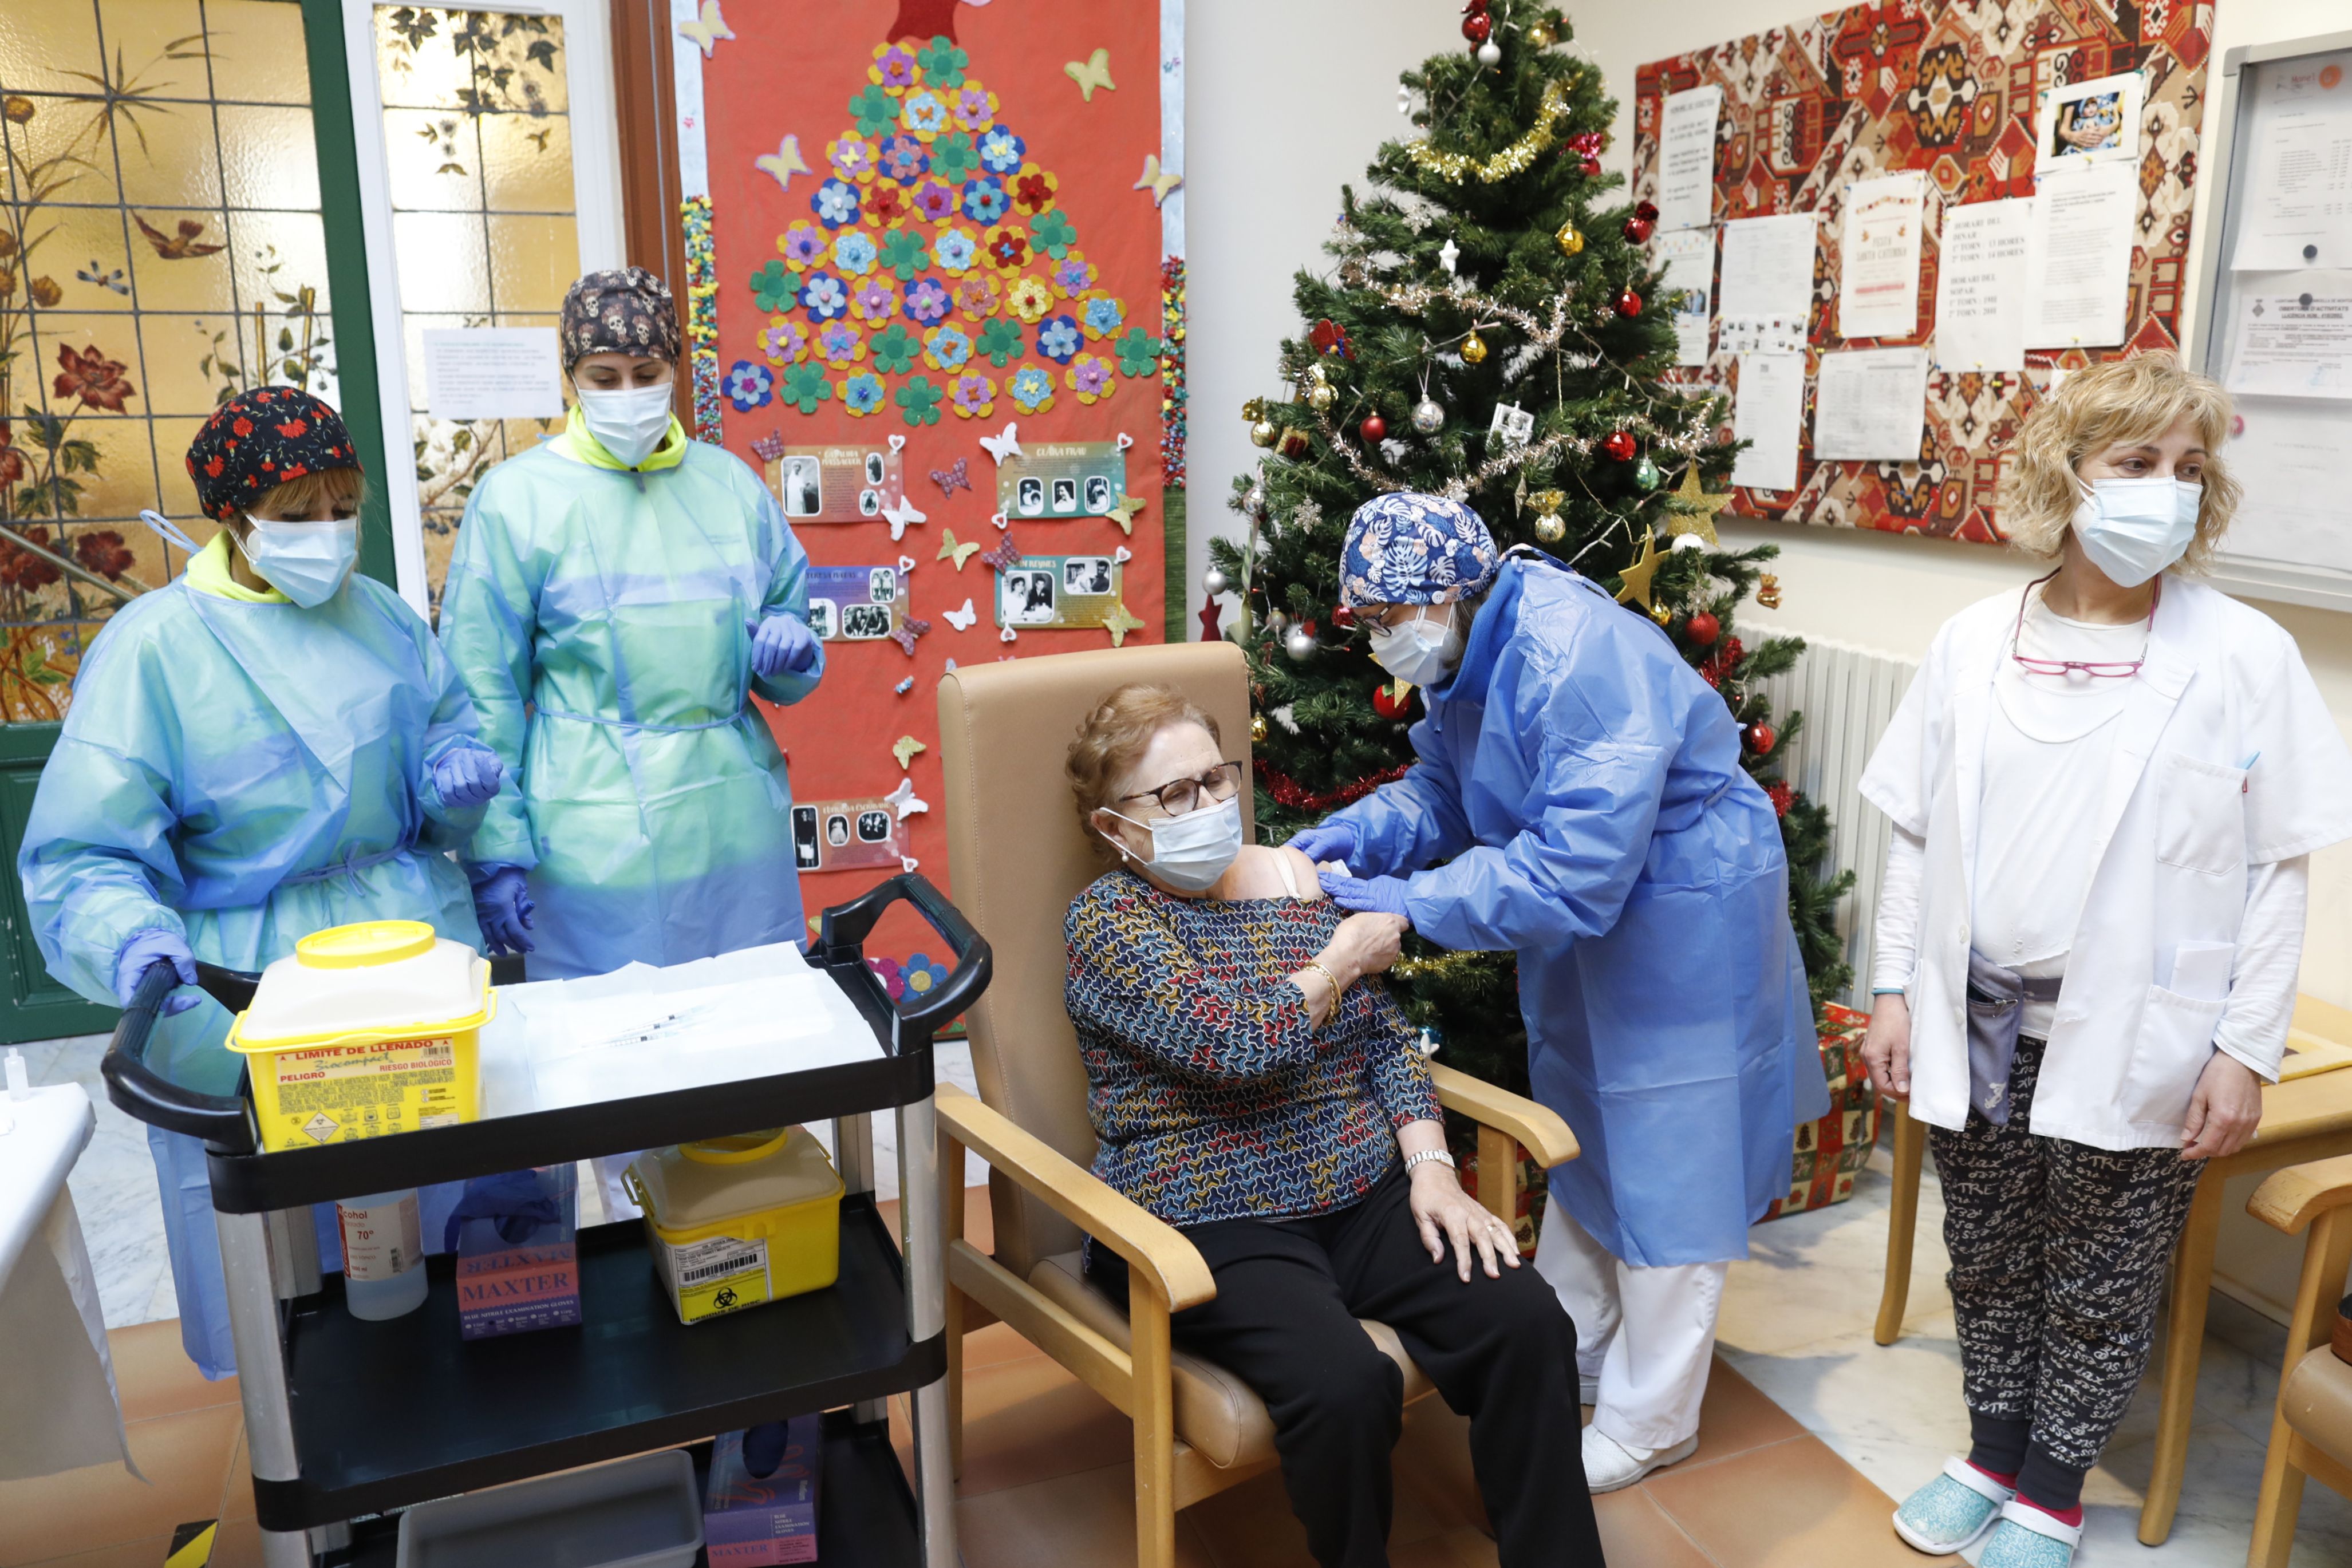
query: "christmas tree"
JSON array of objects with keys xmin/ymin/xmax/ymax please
[{"xmin": 1210, "ymin": 0, "xmax": 1853, "ymax": 1105}]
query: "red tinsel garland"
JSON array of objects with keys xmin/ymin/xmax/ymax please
[{"xmin": 1256, "ymin": 759, "xmax": 1412, "ymax": 813}]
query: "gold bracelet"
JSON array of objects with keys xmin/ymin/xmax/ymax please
[{"xmin": 1299, "ymin": 961, "xmax": 1343, "ymax": 1006}]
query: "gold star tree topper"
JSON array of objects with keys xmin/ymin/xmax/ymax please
[{"xmin": 1662, "ymin": 465, "xmax": 1733, "ymax": 547}]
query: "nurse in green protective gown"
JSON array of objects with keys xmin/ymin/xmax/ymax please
[{"xmin": 439, "ymin": 267, "xmax": 825, "ymax": 980}]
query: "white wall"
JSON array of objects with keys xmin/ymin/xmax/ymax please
[{"xmin": 1183, "ymin": 0, "xmax": 1462, "ymax": 621}]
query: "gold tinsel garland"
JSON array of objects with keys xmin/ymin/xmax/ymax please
[
  {"xmin": 1391, "ymin": 949, "xmax": 1506, "ymax": 983},
  {"xmin": 1404, "ymin": 78, "xmax": 1575, "ymax": 184}
]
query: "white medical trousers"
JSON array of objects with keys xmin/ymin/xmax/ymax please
[{"xmin": 1534, "ymin": 1204, "xmax": 1727, "ymax": 1451}]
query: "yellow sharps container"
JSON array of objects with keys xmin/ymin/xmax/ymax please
[
  {"xmin": 625, "ymin": 1128, "xmax": 844, "ymax": 1325},
  {"xmin": 226, "ymin": 921, "xmax": 493, "ymax": 1151}
]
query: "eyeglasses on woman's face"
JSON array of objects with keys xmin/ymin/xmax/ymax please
[{"xmin": 1118, "ymin": 760, "xmax": 1244, "ymax": 818}]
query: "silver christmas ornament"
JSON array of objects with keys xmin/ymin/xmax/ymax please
[
  {"xmin": 1476, "ymin": 39, "xmax": 1502, "ymax": 66},
  {"xmin": 1411, "ymin": 397, "xmax": 1446, "ymax": 435},
  {"xmin": 1284, "ymin": 624, "xmax": 1317, "ymax": 661},
  {"xmin": 1244, "ymin": 483, "xmax": 1268, "ymax": 520},
  {"xmin": 1202, "ymin": 564, "xmax": 1231, "ymax": 597}
]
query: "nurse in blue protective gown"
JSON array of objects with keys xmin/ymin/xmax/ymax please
[
  {"xmin": 1296, "ymin": 493, "xmax": 1828, "ymax": 1494},
  {"xmin": 437, "ymin": 266, "xmax": 823, "ymax": 983},
  {"xmin": 16, "ymin": 390, "xmax": 501, "ymax": 1378}
]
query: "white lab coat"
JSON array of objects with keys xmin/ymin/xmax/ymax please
[{"xmin": 1858, "ymin": 576, "xmax": 2352, "ymax": 1151}]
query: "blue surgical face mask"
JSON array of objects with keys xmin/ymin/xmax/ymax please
[
  {"xmin": 2071, "ymin": 476, "xmax": 2201, "ymax": 589},
  {"xmin": 1101, "ymin": 793, "xmax": 1243, "ymax": 893},
  {"xmin": 237, "ymin": 515, "xmax": 359, "ymax": 607},
  {"xmin": 1364, "ymin": 606, "xmax": 1463, "ymax": 688}
]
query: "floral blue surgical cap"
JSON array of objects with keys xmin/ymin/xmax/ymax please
[{"xmin": 1339, "ymin": 492, "xmax": 1500, "ymax": 607}]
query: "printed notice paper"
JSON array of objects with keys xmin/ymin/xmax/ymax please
[
  {"xmin": 2229, "ymin": 50, "xmax": 2352, "ymax": 272},
  {"xmin": 1655, "ymin": 228, "xmax": 1716, "ymax": 365},
  {"xmin": 1719, "ymin": 214, "xmax": 1817, "ymax": 357},
  {"xmin": 1934, "ymin": 199, "xmax": 2030, "ymax": 371},
  {"xmin": 1731, "ymin": 353, "xmax": 1806, "ymax": 493},
  {"xmin": 1813, "ymin": 348, "xmax": 1930, "ymax": 461},
  {"xmin": 1838, "ymin": 172, "xmax": 1925, "ymax": 339},
  {"xmin": 421, "ymin": 327, "xmax": 565, "ymax": 421},
  {"xmin": 2225, "ymin": 283, "xmax": 2352, "ymax": 400},
  {"xmin": 2023, "ymin": 161, "xmax": 2136, "ymax": 348},
  {"xmin": 1658, "ymin": 86, "xmax": 1723, "ymax": 232}
]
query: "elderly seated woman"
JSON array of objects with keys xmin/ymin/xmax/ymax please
[{"xmin": 1062, "ymin": 684, "xmax": 1604, "ymax": 1568}]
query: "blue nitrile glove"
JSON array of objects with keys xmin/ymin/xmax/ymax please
[
  {"xmin": 431, "ymin": 741, "xmax": 504, "ymax": 810},
  {"xmin": 115, "ymin": 929, "xmax": 200, "ymax": 1015},
  {"xmin": 442, "ymin": 1169, "xmax": 565, "ymax": 1253},
  {"xmin": 1318, "ymin": 871, "xmax": 1411, "ymax": 919},
  {"xmin": 1286, "ymin": 821, "xmax": 1359, "ymax": 865},
  {"xmin": 471, "ymin": 864, "xmax": 536, "ymax": 956},
  {"xmin": 748, "ymin": 612, "xmax": 820, "ymax": 678},
  {"xmin": 742, "ymin": 1420, "xmax": 793, "ymax": 1480}
]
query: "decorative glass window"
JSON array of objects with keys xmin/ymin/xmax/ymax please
[
  {"xmin": 371, "ymin": 4, "xmax": 576, "ymax": 610},
  {"xmin": 0, "ymin": 0, "xmax": 334, "ymax": 719}
]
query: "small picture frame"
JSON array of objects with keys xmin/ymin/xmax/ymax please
[
  {"xmin": 2037, "ymin": 72, "xmax": 2142, "ymax": 167},
  {"xmin": 1489, "ymin": 402, "xmax": 1536, "ymax": 448}
]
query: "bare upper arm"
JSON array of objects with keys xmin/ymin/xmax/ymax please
[{"xmin": 1213, "ymin": 844, "xmax": 1327, "ymax": 902}]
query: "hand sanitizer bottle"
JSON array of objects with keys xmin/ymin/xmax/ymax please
[{"xmin": 338, "ymin": 1190, "xmax": 429, "ymax": 1320}]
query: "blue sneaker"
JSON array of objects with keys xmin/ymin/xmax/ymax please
[
  {"xmin": 1891, "ymin": 1458, "xmax": 2013, "ymax": 1554},
  {"xmin": 1979, "ymin": 1501, "xmax": 2081, "ymax": 1568}
]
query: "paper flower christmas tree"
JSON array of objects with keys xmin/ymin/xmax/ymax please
[{"xmin": 738, "ymin": 38, "xmax": 1158, "ymax": 426}]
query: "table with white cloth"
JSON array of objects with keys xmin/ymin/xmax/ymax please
[{"xmin": 0, "ymin": 1082, "xmax": 139, "ymax": 1482}]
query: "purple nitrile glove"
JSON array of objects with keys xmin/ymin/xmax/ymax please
[
  {"xmin": 431, "ymin": 741, "xmax": 504, "ymax": 810},
  {"xmin": 1317, "ymin": 871, "xmax": 1411, "ymax": 919},
  {"xmin": 1285, "ymin": 821, "xmax": 1359, "ymax": 865},
  {"xmin": 748, "ymin": 612, "xmax": 820, "ymax": 678},
  {"xmin": 471, "ymin": 864, "xmax": 536, "ymax": 956},
  {"xmin": 115, "ymin": 929, "xmax": 200, "ymax": 1015}
]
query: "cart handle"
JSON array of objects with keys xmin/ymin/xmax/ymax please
[
  {"xmin": 815, "ymin": 871, "xmax": 993, "ymax": 1042},
  {"xmin": 100, "ymin": 959, "xmax": 261, "ymax": 1151}
]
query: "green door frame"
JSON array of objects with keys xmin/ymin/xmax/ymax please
[{"xmin": 3, "ymin": 2, "xmax": 388, "ymax": 1045}]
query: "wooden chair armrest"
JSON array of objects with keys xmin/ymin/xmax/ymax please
[
  {"xmin": 2250, "ymin": 1153, "xmax": 2352, "ymax": 1235},
  {"xmin": 934, "ymin": 1083, "xmax": 1216, "ymax": 1311},
  {"xmin": 1428, "ymin": 1063, "xmax": 1579, "ymax": 1168}
]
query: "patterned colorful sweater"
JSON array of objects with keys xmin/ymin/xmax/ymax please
[{"xmin": 1064, "ymin": 869, "xmax": 1442, "ymax": 1226}]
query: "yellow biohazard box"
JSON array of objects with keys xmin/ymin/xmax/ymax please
[
  {"xmin": 623, "ymin": 1127, "xmax": 843, "ymax": 1325},
  {"xmin": 226, "ymin": 921, "xmax": 492, "ymax": 1152}
]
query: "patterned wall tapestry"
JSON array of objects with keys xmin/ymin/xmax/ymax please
[
  {"xmin": 1633, "ymin": 3, "xmax": 2210, "ymax": 541},
  {"xmin": 676, "ymin": 0, "xmax": 1180, "ymax": 978}
]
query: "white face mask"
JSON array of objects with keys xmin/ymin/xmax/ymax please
[
  {"xmin": 236, "ymin": 515, "xmax": 358, "ymax": 607},
  {"xmin": 575, "ymin": 382, "xmax": 676, "ymax": 468},
  {"xmin": 1365, "ymin": 606, "xmax": 1463, "ymax": 688},
  {"xmin": 1100, "ymin": 793, "xmax": 1243, "ymax": 893},
  {"xmin": 2071, "ymin": 475, "xmax": 2201, "ymax": 589}
]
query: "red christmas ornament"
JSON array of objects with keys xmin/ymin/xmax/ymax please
[
  {"xmin": 1580, "ymin": 156, "xmax": 1603, "ymax": 177},
  {"xmin": 1744, "ymin": 721, "xmax": 1778, "ymax": 756},
  {"xmin": 1686, "ymin": 610, "xmax": 1720, "ymax": 646},
  {"xmin": 1462, "ymin": 11, "xmax": 1492, "ymax": 44},
  {"xmin": 1331, "ymin": 604, "xmax": 1356, "ymax": 628},
  {"xmin": 1615, "ymin": 287, "xmax": 1644, "ymax": 318},
  {"xmin": 1568, "ymin": 131, "xmax": 1605, "ymax": 157},
  {"xmin": 1602, "ymin": 429, "xmax": 1637, "ymax": 461},
  {"xmin": 1308, "ymin": 317, "xmax": 1356, "ymax": 360},
  {"xmin": 1360, "ymin": 412, "xmax": 1387, "ymax": 444},
  {"xmin": 1635, "ymin": 200, "xmax": 1660, "ymax": 223},
  {"xmin": 1622, "ymin": 216, "xmax": 1654, "ymax": 243},
  {"xmin": 1766, "ymin": 780, "xmax": 1794, "ymax": 818},
  {"xmin": 1196, "ymin": 599, "xmax": 1223, "ymax": 641},
  {"xmin": 1372, "ymin": 680, "xmax": 1414, "ymax": 720}
]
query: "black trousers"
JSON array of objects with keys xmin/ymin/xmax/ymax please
[
  {"xmin": 1929, "ymin": 1035, "xmax": 2205, "ymax": 1510},
  {"xmin": 1089, "ymin": 1169, "xmax": 1604, "ymax": 1568}
]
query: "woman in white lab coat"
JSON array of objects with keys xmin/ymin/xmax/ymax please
[{"xmin": 1857, "ymin": 354, "xmax": 2352, "ymax": 1568}]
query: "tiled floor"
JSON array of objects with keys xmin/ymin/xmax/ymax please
[{"xmin": 13, "ymin": 1026, "xmax": 2352, "ymax": 1566}]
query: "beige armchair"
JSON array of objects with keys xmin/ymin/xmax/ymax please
[
  {"xmin": 931, "ymin": 640, "xmax": 1578, "ymax": 1567},
  {"xmin": 2247, "ymin": 1152, "xmax": 2352, "ymax": 1567}
]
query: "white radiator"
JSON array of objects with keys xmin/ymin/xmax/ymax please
[{"xmin": 1755, "ymin": 637, "xmax": 1920, "ymax": 1008}]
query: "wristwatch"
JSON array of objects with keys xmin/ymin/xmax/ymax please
[{"xmin": 1403, "ymin": 1148, "xmax": 1457, "ymax": 1176}]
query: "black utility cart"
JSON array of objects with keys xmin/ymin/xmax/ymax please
[{"xmin": 105, "ymin": 874, "xmax": 988, "ymax": 1568}]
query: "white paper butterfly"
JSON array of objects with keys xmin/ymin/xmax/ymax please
[
  {"xmin": 885, "ymin": 777, "xmax": 929, "ymax": 820},
  {"xmin": 978, "ymin": 422, "xmax": 1022, "ymax": 465},
  {"xmin": 881, "ymin": 496, "xmax": 928, "ymax": 542},
  {"xmin": 942, "ymin": 598, "xmax": 977, "ymax": 631}
]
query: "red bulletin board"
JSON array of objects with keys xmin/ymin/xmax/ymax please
[
  {"xmin": 1632, "ymin": 3, "xmax": 2211, "ymax": 542},
  {"xmin": 693, "ymin": 0, "xmax": 1171, "ymax": 980}
]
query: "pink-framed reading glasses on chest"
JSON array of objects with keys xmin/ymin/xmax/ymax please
[{"xmin": 2010, "ymin": 569, "xmax": 2160, "ymax": 679}]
